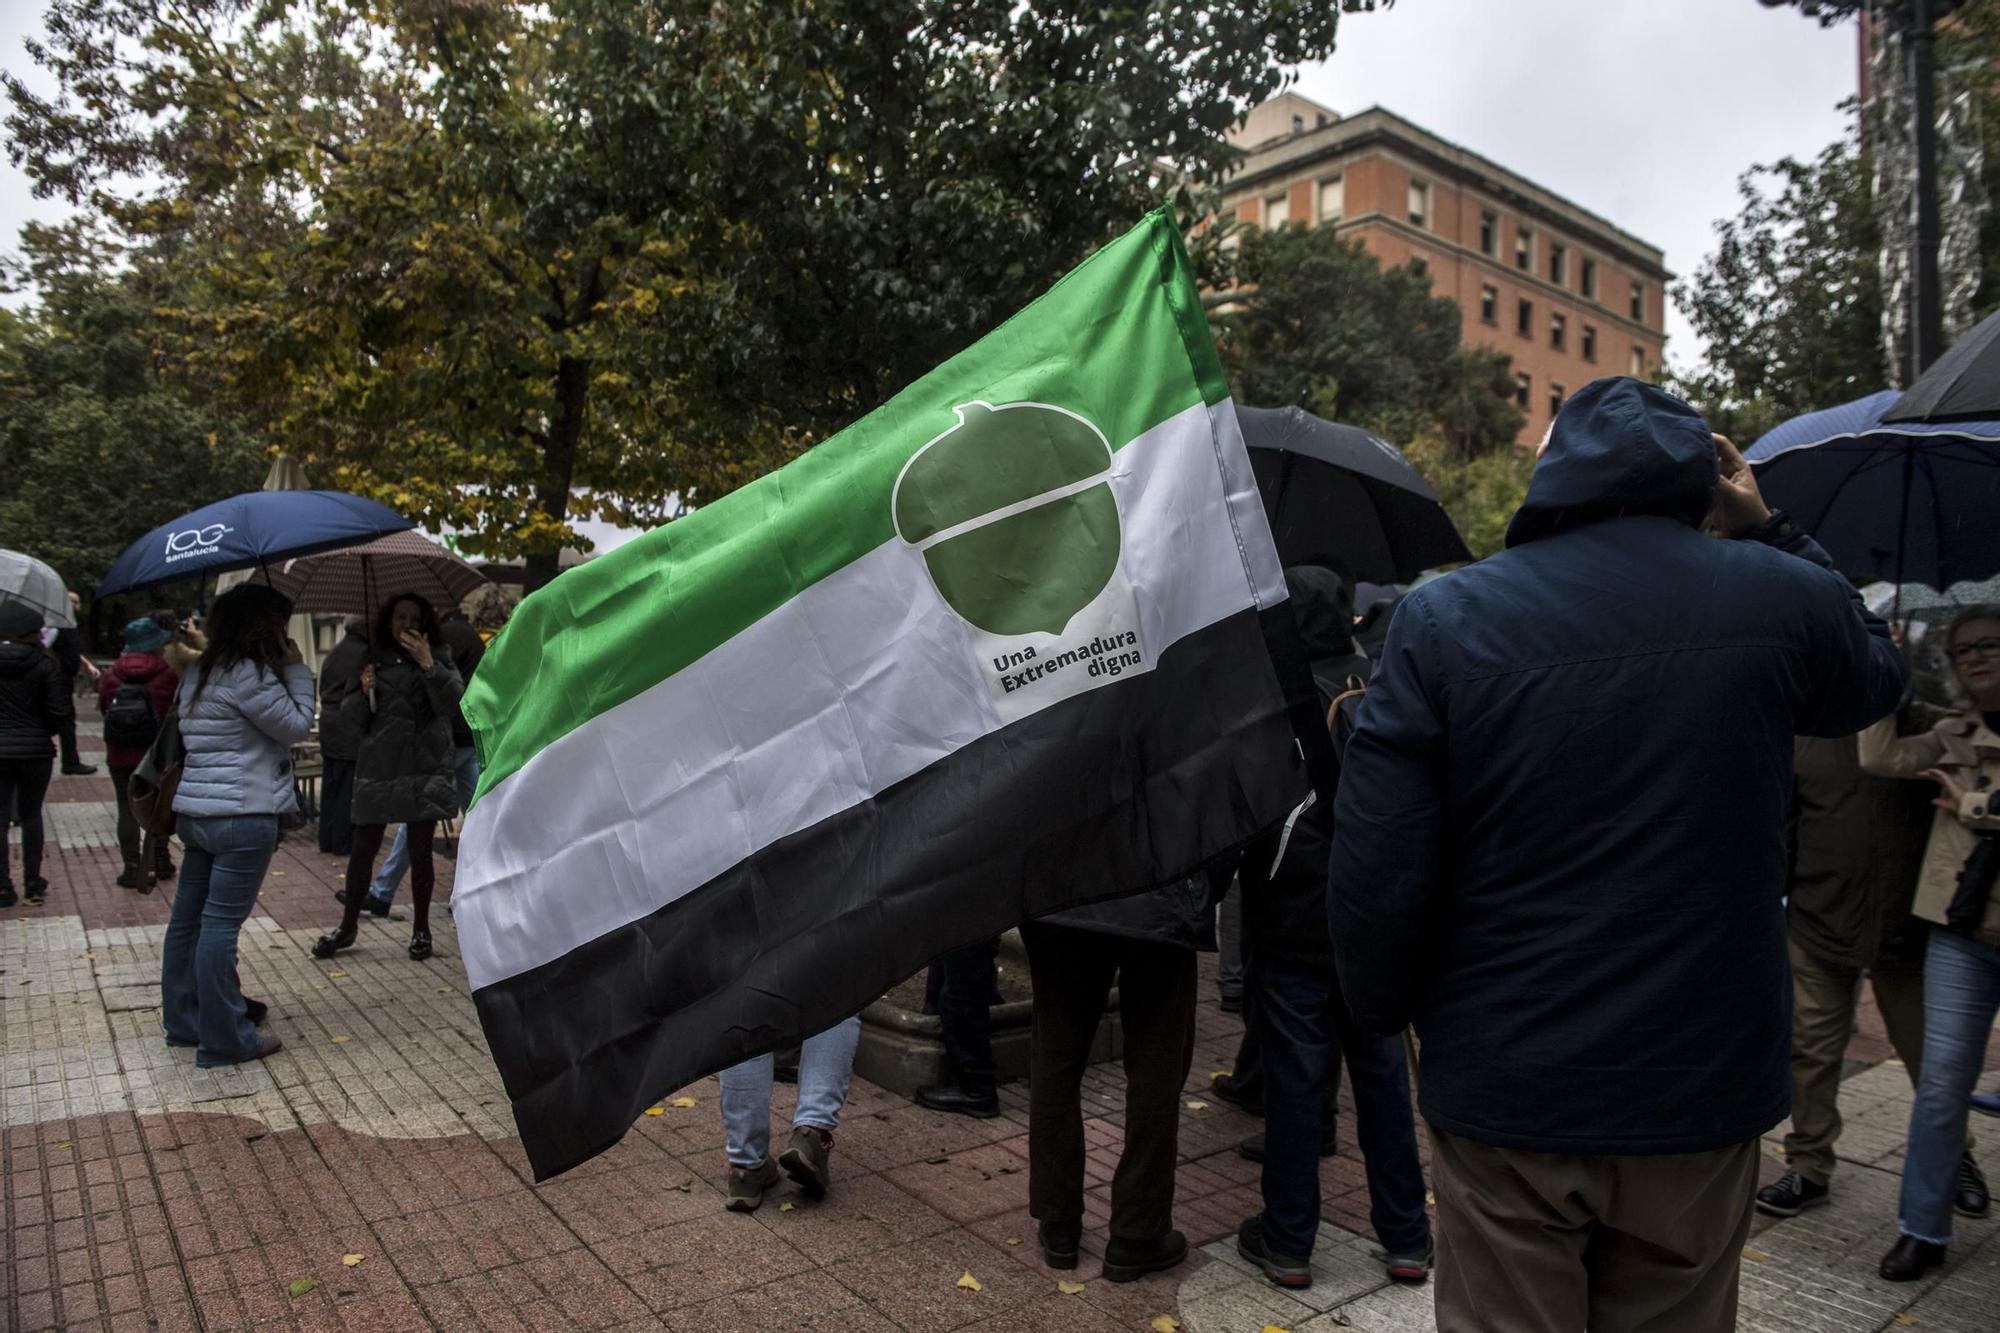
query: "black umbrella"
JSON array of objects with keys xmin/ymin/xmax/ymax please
[
  {"xmin": 1239, "ymin": 405, "xmax": 1471, "ymax": 583},
  {"xmin": 1882, "ymin": 307, "xmax": 2000, "ymax": 424}
]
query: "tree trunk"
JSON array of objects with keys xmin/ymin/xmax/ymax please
[{"xmin": 523, "ymin": 354, "xmax": 592, "ymax": 594}]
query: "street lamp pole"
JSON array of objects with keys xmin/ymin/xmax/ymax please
[{"xmin": 1908, "ymin": 0, "xmax": 1944, "ymax": 376}]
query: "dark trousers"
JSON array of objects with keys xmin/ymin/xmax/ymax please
[
  {"xmin": 1022, "ymin": 921, "xmax": 1196, "ymax": 1240},
  {"xmin": 106, "ymin": 763, "xmax": 173, "ymax": 873},
  {"xmin": 56, "ymin": 683, "xmax": 82, "ymax": 768},
  {"xmin": 1431, "ymin": 1129, "xmax": 1758, "ymax": 1332},
  {"xmin": 1255, "ymin": 953, "xmax": 1429, "ymax": 1257},
  {"xmin": 1229, "ymin": 945, "xmax": 1340, "ymax": 1138},
  {"xmin": 341, "ymin": 821, "xmax": 436, "ymax": 932},
  {"xmin": 318, "ymin": 758, "xmax": 357, "ymax": 856},
  {"xmin": 0, "ymin": 755, "xmax": 54, "ymax": 887},
  {"xmin": 934, "ymin": 938, "xmax": 1001, "ymax": 1094}
]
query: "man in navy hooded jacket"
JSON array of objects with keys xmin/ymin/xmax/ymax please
[{"xmin": 1330, "ymin": 378, "xmax": 1905, "ymax": 1331}]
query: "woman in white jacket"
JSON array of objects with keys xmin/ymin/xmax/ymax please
[{"xmin": 160, "ymin": 584, "xmax": 315, "ymax": 1068}]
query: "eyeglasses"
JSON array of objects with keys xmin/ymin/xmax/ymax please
[{"xmin": 1950, "ymin": 637, "xmax": 2000, "ymax": 664}]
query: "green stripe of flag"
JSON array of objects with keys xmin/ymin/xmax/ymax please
[{"xmin": 465, "ymin": 208, "xmax": 1227, "ymax": 802}]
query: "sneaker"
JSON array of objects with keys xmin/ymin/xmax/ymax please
[
  {"xmin": 116, "ymin": 866, "xmax": 142, "ymax": 890},
  {"xmin": 1974, "ymin": 1091, "xmax": 2000, "ymax": 1118},
  {"xmin": 778, "ymin": 1126, "xmax": 834, "ymax": 1199},
  {"xmin": 723, "ymin": 1158, "xmax": 780, "ymax": 1212},
  {"xmin": 1236, "ymin": 1216, "xmax": 1311, "ymax": 1289},
  {"xmin": 22, "ymin": 878, "xmax": 46, "ymax": 906},
  {"xmin": 913, "ymin": 1083, "xmax": 1001, "ymax": 1119},
  {"xmin": 61, "ymin": 762, "xmax": 97, "ymax": 776},
  {"xmin": 334, "ymin": 889, "xmax": 394, "ymax": 918},
  {"xmin": 1956, "ymin": 1152, "xmax": 1989, "ymax": 1219},
  {"xmin": 1382, "ymin": 1235, "xmax": 1434, "ymax": 1284},
  {"xmin": 1102, "ymin": 1230, "xmax": 1187, "ymax": 1283},
  {"xmin": 1755, "ymin": 1171, "xmax": 1829, "ymax": 1219}
]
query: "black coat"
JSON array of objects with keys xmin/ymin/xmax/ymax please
[
  {"xmin": 0, "ymin": 641, "xmax": 69, "ymax": 759},
  {"xmin": 441, "ymin": 617, "xmax": 486, "ymax": 748},
  {"xmin": 343, "ymin": 645, "xmax": 464, "ymax": 825},
  {"xmin": 316, "ymin": 630, "xmax": 370, "ymax": 762},
  {"xmin": 1787, "ymin": 731, "xmax": 1933, "ymax": 971},
  {"xmin": 1330, "ymin": 377, "xmax": 1906, "ymax": 1157}
]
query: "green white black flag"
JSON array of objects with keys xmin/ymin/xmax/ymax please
[{"xmin": 457, "ymin": 208, "xmax": 1311, "ymax": 1179}]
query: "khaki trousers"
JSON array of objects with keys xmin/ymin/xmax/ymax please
[
  {"xmin": 1430, "ymin": 1128, "xmax": 1759, "ymax": 1333},
  {"xmin": 1783, "ymin": 937, "xmax": 1928, "ymax": 1184}
]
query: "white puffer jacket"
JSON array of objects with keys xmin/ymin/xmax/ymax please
[{"xmin": 172, "ymin": 660, "xmax": 316, "ymax": 817}]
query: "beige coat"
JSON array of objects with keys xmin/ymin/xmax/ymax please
[{"xmin": 1858, "ymin": 711, "xmax": 2000, "ymax": 946}]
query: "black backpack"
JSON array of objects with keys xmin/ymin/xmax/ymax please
[{"xmin": 103, "ymin": 678, "xmax": 160, "ymax": 749}]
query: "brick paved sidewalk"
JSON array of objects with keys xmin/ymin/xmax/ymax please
[{"xmin": 5, "ymin": 750, "xmax": 1999, "ymax": 1332}]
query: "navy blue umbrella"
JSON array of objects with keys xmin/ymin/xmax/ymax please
[
  {"xmin": 1747, "ymin": 390, "xmax": 2000, "ymax": 590},
  {"xmin": 98, "ymin": 490, "xmax": 414, "ymax": 597}
]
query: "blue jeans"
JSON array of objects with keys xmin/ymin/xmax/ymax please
[
  {"xmin": 1899, "ymin": 929, "xmax": 2000, "ymax": 1244},
  {"xmin": 1255, "ymin": 952, "xmax": 1430, "ymax": 1258},
  {"xmin": 161, "ymin": 814, "xmax": 279, "ymax": 1067},
  {"xmin": 370, "ymin": 746, "xmax": 479, "ymax": 902},
  {"xmin": 719, "ymin": 1016, "xmax": 861, "ymax": 1167}
]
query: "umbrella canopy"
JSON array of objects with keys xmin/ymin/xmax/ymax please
[
  {"xmin": 1239, "ymin": 405, "xmax": 1471, "ymax": 584},
  {"xmin": 1882, "ymin": 307, "xmax": 2000, "ymax": 424},
  {"xmin": 263, "ymin": 529, "xmax": 490, "ymax": 617},
  {"xmin": 98, "ymin": 490, "xmax": 413, "ymax": 598},
  {"xmin": 1746, "ymin": 390, "xmax": 2000, "ymax": 590},
  {"xmin": 0, "ymin": 549, "xmax": 76, "ymax": 628}
]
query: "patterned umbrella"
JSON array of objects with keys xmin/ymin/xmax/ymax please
[
  {"xmin": 0, "ymin": 549, "xmax": 75, "ymax": 628},
  {"xmin": 263, "ymin": 530, "xmax": 490, "ymax": 617}
]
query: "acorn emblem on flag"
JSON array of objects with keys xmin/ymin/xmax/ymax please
[{"xmin": 892, "ymin": 401, "xmax": 1121, "ymax": 636}]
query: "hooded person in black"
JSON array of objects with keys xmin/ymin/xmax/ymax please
[
  {"xmin": 1330, "ymin": 377, "xmax": 1905, "ymax": 1330},
  {"xmin": 0, "ymin": 600, "xmax": 71, "ymax": 905},
  {"xmin": 1231, "ymin": 566, "xmax": 1433, "ymax": 1290}
]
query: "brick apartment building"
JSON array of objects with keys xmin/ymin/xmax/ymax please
[{"xmin": 1219, "ymin": 92, "xmax": 1670, "ymax": 446}]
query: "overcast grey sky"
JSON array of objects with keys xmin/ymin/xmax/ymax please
[{"xmin": 0, "ymin": 0, "xmax": 1858, "ymax": 374}]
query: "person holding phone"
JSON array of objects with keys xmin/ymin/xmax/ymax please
[
  {"xmin": 162, "ymin": 583, "xmax": 313, "ymax": 1066},
  {"xmin": 314, "ymin": 593, "xmax": 462, "ymax": 962}
]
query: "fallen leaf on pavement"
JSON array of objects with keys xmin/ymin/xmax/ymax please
[
  {"xmin": 80, "ymin": 952, "xmax": 94, "ymax": 961},
  {"xmin": 1184, "ymin": 1100, "xmax": 1208, "ymax": 1111},
  {"xmin": 1209, "ymin": 1070, "xmax": 1229, "ymax": 1078},
  {"xmin": 1895, "ymin": 1318, "xmax": 1919, "ymax": 1327},
  {"xmin": 53, "ymin": 1141, "xmax": 72, "ymax": 1150},
  {"xmin": 1150, "ymin": 1317, "xmax": 1181, "ymax": 1333},
  {"xmin": 1741, "ymin": 1246, "xmax": 1769, "ymax": 1263},
  {"xmin": 436, "ymin": 987, "xmax": 452, "ymax": 994},
  {"xmin": 956, "ymin": 1273, "xmax": 983, "ymax": 1292},
  {"xmin": 327, "ymin": 971, "xmax": 346, "ymax": 979},
  {"xmin": 1056, "ymin": 1281, "xmax": 1085, "ymax": 1295},
  {"xmin": 1005, "ymin": 1237, "xmax": 1022, "ymax": 1246},
  {"xmin": 288, "ymin": 1278, "xmax": 318, "ymax": 1298},
  {"xmin": 643, "ymin": 1107, "xmax": 664, "ymax": 1116},
  {"xmin": 331, "ymin": 1035, "xmax": 350, "ymax": 1044},
  {"xmin": 778, "ymin": 1202, "xmax": 795, "ymax": 1213},
  {"xmin": 671, "ymin": 1178, "xmax": 694, "ymax": 1192},
  {"xmin": 1262, "ymin": 1326, "xmax": 1293, "ymax": 1333},
  {"xmin": 341, "ymin": 1254, "xmax": 364, "ymax": 1267}
]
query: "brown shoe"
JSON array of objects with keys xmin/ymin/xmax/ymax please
[
  {"xmin": 778, "ymin": 1126, "xmax": 834, "ymax": 1199},
  {"xmin": 724, "ymin": 1158, "xmax": 780, "ymax": 1212}
]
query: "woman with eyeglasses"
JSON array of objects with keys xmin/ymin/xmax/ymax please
[{"xmin": 1861, "ymin": 607, "xmax": 2000, "ymax": 1282}]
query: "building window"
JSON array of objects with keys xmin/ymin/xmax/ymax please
[
  {"xmin": 1550, "ymin": 243, "xmax": 1567, "ymax": 286},
  {"xmin": 1480, "ymin": 285, "xmax": 1498, "ymax": 325},
  {"xmin": 1581, "ymin": 257, "xmax": 1597, "ymax": 300},
  {"xmin": 1550, "ymin": 313, "xmax": 1567, "ymax": 351},
  {"xmin": 1581, "ymin": 323, "xmax": 1597, "ymax": 362},
  {"xmin": 1517, "ymin": 298, "xmax": 1533, "ymax": 337},
  {"xmin": 1549, "ymin": 383, "xmax": 1566, "ymax": 420},
  {"xmin": 1291, "ymin": 113, "xmax": 1305, "ymax": 136},
  {"xmin": 1515, "ymin": 225, "xmax": 1534, "ymax": 271},
  {"xmin": 1318, "ymin": 175, "xmax": 1344, "ymax": 224},
  {"xmin": 1479, "ymin": 210, "xmax": 1498, "ymax": 256},
  {"xmin": 1514, "ymin": 372, "xmax": 1531, "ymax": 410},
  {"xmin": 1631, "ymin": 281, "xmax": 1645, "ymax": 322},
  {"xmin": 1408, "ymin": 254, "xmax": 1430, "ymax": 279},
  {"xmin": 1265, "ymin": 192, "xmax": 1289, "ymax": 228},
  {"xmin": 1630, "ymin": 346, "xmax": 1646, "ymax": 376},
  {"xmin": 1408, "ymin": 179, "xmax": 1431, "ymax": 229}
]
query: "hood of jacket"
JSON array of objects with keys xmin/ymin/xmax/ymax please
[
  {"xmin": 1505, "ymin": 377, "xmax": 1716, "ymax": 549},
  {"xmin": 109, "ymin": 651, "xmax": 172, "ymax": 685},
  {"xmin": 0, "ymin": 640, "xmax": 45, "ymax": 678}
]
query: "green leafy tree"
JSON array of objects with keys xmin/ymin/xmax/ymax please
[
  {"xmin": 1403, "ymin": 434, "xmax": 1534, "ymax": 562},
  {"xmin": 0, "ymin": 230, "xmax": 265, "ymax": 640},
  {"xmin": 1670, "ymin": 127, "xmax": 1882, "ymax": 443},
  {"xmin": 8, "ymin": 0, "xmax": 1387, "ymax": 588},
  {"xmin": 1218, "ymin": 224, "xmax": 1524, "ymax": 459}
]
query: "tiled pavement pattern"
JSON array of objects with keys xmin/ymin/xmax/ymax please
[{"xmin": 4, "ymin": 743, "xmax": 1999, "ymax": 1331}]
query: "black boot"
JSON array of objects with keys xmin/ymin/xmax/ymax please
[
  {"xmin": 1879, "ymin": 1234, "xmax": 1947, "ymax": 1282},
  {"xmin": 914, "ymin": 1083, "xmax": 1000, "ymax": 1119},
  {"xmin": 1102, "ymin": 1231, "xmax": 1188, "ymax": 1284},
  {"xmin": 1037, "ymin": 1218, "xmax": 1080, "ymax": 1271}
]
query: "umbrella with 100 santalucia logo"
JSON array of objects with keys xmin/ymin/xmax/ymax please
[{"xmin": 96, "ymin": 491, "xmax": 414, "ymax": 598}]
